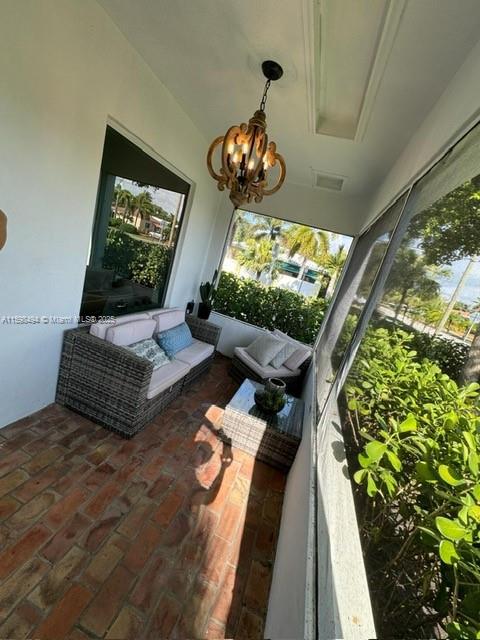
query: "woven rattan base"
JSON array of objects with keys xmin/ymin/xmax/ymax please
[{"xmin": 220, "ymin": 378, "xmax": 304, "ymax": 472}]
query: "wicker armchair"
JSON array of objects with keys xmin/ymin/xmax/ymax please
[
  {"xmin": 230, "ymin": 352, "xmax": 312, "ymax": 397},
  {"xmin": 56, "ymin": 314, "xmax": 221, "ymax": 438}
]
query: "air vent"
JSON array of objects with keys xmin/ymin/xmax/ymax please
[{"xmin": 314, "ymin": 172, "xmax": 345, "ymax": 191}]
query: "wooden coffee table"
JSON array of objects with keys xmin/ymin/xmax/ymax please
[{"xmin": 220, "ymin": 378, "xmax": 304, "ymax": 472}]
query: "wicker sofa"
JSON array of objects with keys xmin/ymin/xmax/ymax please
[{"xmin": 56, "ymin": 309, "xmax": 221, "ymax": 438}]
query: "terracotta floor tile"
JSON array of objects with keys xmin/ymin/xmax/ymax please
[{"xmin": 0, "ymin": 356, "xmax": 287, "ymax": 639}]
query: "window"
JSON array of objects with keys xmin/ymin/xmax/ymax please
[
  {"xmin": 331, "ymin": 123, "xmax": 480, "ymax": 638},
  {"xmin": 213, "ymin": 209, "xmax": 352, "ymax": 345},
  {"xmin": 80, "ymin": 127, "xmax": 189, "ymax": 317}
]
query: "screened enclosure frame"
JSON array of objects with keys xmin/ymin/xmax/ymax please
[{"xmin": 311, "ymin": 115, "xmax": 480, "ymax": 639}]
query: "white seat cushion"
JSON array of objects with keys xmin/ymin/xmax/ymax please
[
  {"xmin": 234, "ymin": 347, "xmax": 301, "ymax": 379},
  {"xmin": 147, "ymin": 360, "xmax": 190, "ymax": 399},
  {"xmin": 90, "ymin": 312, "xmax": 150, "ymax": 340},
  {"xmin": 175, "ymin": 338, "xmax": 214, "ymax": 368}
]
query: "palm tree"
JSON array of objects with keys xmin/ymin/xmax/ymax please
[
  {"xmin": 116, "ymin": 189, "xmax": 134, "ymax": 222},
  {"xmin": 131, "ymin": 191, "xmax": 154, "ymax": 228},
  {"xmin": 252, "ymin": 216, "xmax": 285, "ymax": 242},
  {"xmin": 324, "ymin": 245, "xmax": 348, "ymax": 298},
  {"xmin": 237, "ymin": 238, "xmax": 274, "ymax": 280},
  {"xmin": 253, "ymin": 217, "xmax": 285, "ymax": 284},
  {"xmin": 113, "ymin": 184, "xmax": 122, "ymax": 217},
  {"xmin": 283, "ymin": 225, "xmax": 330, "ymax": 291}
]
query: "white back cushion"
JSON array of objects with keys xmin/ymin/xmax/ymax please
[
  {"xmin": 89, "ymin": 312, "xmax": 150, "ymax": 340},
  {"xmin": 150, "ymin": 308, "xmax": 185, "ymax": 332},
  {"xmin": 105, "ymin": 319, "xmax": 156, "ymax": 346}
]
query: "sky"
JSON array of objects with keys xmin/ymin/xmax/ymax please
[
  {"xmin": 437, "ymin": 258, "xmax": 480, "ymax": 306},
  {"xmin": 116, "ymin": 177, "xmax": 183, "ymax": 217}
]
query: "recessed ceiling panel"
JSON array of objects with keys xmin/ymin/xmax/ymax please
[{"xmin": 314, "ymin": 0, "xmax": 391, "ymax": 139}]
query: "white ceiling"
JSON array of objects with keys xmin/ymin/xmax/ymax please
[{"xmin": 98, "ymin": 0, "xmax": 480, "ymax": 197}]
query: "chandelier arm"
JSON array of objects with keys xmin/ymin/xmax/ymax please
[
  {"xmin": 221, "ymin": 125, "xmax": 243, "ymax": 180},
  {"xmin": 261, "ymin": 152, "xmax": 287, "ymax": 196},
  {"xmin": 206, "ymin": 136, "xmax": 225, "ymax": 182}
]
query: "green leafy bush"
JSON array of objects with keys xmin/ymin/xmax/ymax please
[
  {"xmin": 118, "ymin": 222, "xmax": 138, "ymax": 235},
  {"xmin": 108, "ymin": 216, "xmax": 121, "ymax": 227},
  {"xmin": 410, "ymin": 332, "xmax": 470, "ymax": 382},
  {"xmin": 345, "ymin": 327, "xmax": 480, "ymax": 638},
  {"xmin": 213, "ymin": 271, "xmax": 326, "ymax": 344},
  {"xmin": 103, "ymin": 228, "xmax": 171, "ymax": 289}
]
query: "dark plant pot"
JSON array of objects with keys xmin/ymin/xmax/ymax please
[{"xmin": 198, "ymin": 302, "xmax": 212, "ymax": 320}]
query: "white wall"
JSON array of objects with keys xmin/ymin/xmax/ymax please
[
  {"xmin": 0, "ymin": 0, "xmax": 221, "ymax": 427},
  {"xmin": 265, "ymin": 365, "xmax": 315, "ymax": 639},
  {"xmin": 366, "ymin": 37, "xmax": 480, "ymax": 225},
  {"xmin": 210, "ymin": 312, "xmax": 265, "ymax": 358}
]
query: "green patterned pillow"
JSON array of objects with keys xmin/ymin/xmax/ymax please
[{"xmin": 125, "ymin": 338, "xmax": 170, "ymax": 370}]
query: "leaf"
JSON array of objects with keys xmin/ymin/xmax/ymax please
[
  {"xmin": 358, "ymin": 452, "xmax": 371, "ymax": 469},
  {"xmin": 458, "ymin": 506, "xmax": 469, "ymax": 525},
  {"xmin": 473, "ymin": 485, "xmax": 480, "ymax": 502},
  {"xmin": 463, "ymin": 430, "xmax": 476, "ymax": 451},
  {"xmin": 444, "ymin": 411, "xmax": 459, "ymax": 429},
  {"xmin": 366, "ymin": 473, "xmax": 377, "ymax": 497},
  {"xmin": 469, "ymin": 451, "xmax": 479, "ymax": 476},
  {"xmin": 439, "ymin": 539, "xmax": 460, "ymax": 565},
  {"xmin": 416, "ymin": 461, "xmax": 436, "ymax": 482},
  {"xmin": 465, "ymin": 382, "xmax": 480, "ymax": 395},
  {"xmin": 347, "ymin": 398, "xmax": 357, "ymax": 411},
  {"xmin": 365, "ymin": 441, "xmax": 387, "ymax": 462},
  {"xmin": 435, "ymin": 516, "xmax": 467, "ymax": 541},
  {"xmin": 380, "ymin": 470, "xmax": 397, "ymax": 496},
  {"xmin": 386, "ymin": 450, "xmax": 402, "ymax": 472},
  {"xmin": 438, "ymin": 464, "xmax": 464, "ymax": 486},
  {"xmin": 353, "ymin": 469, "xmax": 367, "ymax": 485},
  {"xmin": 398, "ymin": 414, "xmax": 417, "ymax": 433},
  {"xmin": 468, "ymin": 505, "xmax": 480, "ymax": 522}
]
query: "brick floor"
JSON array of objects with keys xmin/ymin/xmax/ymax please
[{"xmin": 0, "ymin": 356, "xmax": 285, "ymax": 639}]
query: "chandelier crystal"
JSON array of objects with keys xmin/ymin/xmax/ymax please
[{"xmin": 206, "ymin": 60, "xmax": 286, "ymax": 208}]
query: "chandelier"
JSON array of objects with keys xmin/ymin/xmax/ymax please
[{"xmin": 207, "ymin": 60, "xmax": 286, "ymax": 208}]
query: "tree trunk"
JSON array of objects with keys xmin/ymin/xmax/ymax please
[
  {"xmin": 297, "ymin": 257, "xmax": 307, "ymax": 292},
  {"xmin": 436, "ymin": 258, "xmax": 475, "ymax": 335},
  {"xmin": 325, "ymin": 269, "xmax": 339, "ymax": 299},
  {"xmin": 460, "ymin": 325, "xmax": 480, "ymax": 384},
  {"xmin": 394, "ymin": 288, "xmax": 409, "ymax": 320}
]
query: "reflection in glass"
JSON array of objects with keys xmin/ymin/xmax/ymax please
[
  {"xmin": 81, "ymin": 177, "xmax": 184, "ymax": 317},
  {"xmin": 314, "ymin": 196, "xmax": 406, "ymax": 410}
]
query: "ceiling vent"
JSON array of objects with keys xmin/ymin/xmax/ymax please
[{"xmin": 314, "ymin": 172, "xmax": 345, "ymax": 191}]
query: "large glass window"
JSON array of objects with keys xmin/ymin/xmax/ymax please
[
  {"xmin": 80, "ymin": 127, "xmax": 189, "ymax": 317},
  {"xmin": 313, "ymin": 195, "xmax": 406, "ymax": 408},
  {"xmin": 335, "ymin": 124, "xmax": 480, "ymax": 638},
  {"xmin": 213, "ymin": 209, "xmax": 352, "ymax": 345}
]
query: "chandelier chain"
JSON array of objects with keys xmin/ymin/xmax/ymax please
[{"xmin": 259, "ymin": 79, "xmax": 271, "ymax": 112}]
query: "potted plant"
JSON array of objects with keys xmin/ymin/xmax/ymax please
[{"xmin": 198, "ymin": 269, "xmax": 218, "ymax": 319}]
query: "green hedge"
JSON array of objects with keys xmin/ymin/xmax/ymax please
[
  {"xmin": 103, "ymin": 228, "xmax": 172, "ymax": 289},
  {"xmin": 410, "ymin": 332, "xmax": 470, "ymax": 382},
  {"xmin": 213, "ymin": 272, "xmax": 326, "ymax": 344},
  {"xmin": 346, "ymin": 327, "xmax": 480, "ymax": 638}
]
